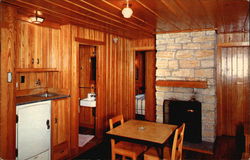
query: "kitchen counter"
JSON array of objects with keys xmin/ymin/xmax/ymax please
[{"xmin": 16, "ymin": 93, "xmax": 70, "ymax": 106}]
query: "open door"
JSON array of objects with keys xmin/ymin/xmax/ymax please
[
  {"xmin": 145, "ymin": 51, "xmax": 156, "ymax": 121},
  {"xmin": 135, "ymin": 50, "xmax": 156, "ymax": 122}
]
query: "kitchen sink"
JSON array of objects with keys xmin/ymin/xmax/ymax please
[{"xmin": 34, "ymin": 92, "xmax": 59, "ymax": 98}]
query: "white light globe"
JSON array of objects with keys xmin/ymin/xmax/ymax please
[{"xmin": 122, "ymin": 7, "xmax": 133, "ymax": 18}]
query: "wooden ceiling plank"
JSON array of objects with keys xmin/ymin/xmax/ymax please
[
  {"xmin": 63, "ymin": 0, "xmax": 155, "ymax": 34},
  {"xmin": 42, "ymin": 0, "xmax": 151, "ymax": 35},
  {"xmin": 101, "ymin": 0, "xmax": 166, "ymax": 32},
  {"xmin": 80, "ymin": 0, "xmax": 152, "ymax": 28},
  {"xmin": 135, "ymin": 0, "xmax": 181, "ymax": 30},
  {"xmin": 199, "ymin": 0, "xmax": 219, "ymax": 30},
  {"xmin": 216, "ymin": 0, "xmax": 225, "ymax": 33},
  {"xmin": 3, "ymin": 0, "xmax": 151, "ymax": 38},
  {"xmin": 174, "ymin": 0, "xmax": 211, "ymax": 29},
  {"xmin": 198, "ymin": 0, "xmax": 215, "ymax": 28},
  {"xmin": 8, "ymin": 0, "xmax": 112, "ymax": 29},
  {"xmin": 24, "ymin": 0, "xmax": 152, "ymax": 38},
  {"xmin": 159, "ymin": 0, "xmax": 192, "ymax": 29},
  {"xmin": 219, "ymin": 0, "xmax": 249, "ymax": 33},
  {"xmin": 2, "ymin": 0, "xmax": 249, "ymax": 35}
]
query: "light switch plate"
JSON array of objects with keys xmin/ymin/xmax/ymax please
[{"xmin": 7, "ymin": 72, "xmax": 12, "ymax": 83}]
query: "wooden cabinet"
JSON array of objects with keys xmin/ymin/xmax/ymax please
[
  {"xmin": 79, "ymin": 107, "xmax": 95, "ymax": 129},
  {"xmin": 51, "ymin": 98, "xmax": 70, "ymax": 160},
  {"xmin": 52, "ymin": 142, "xmax": 69, "ymax": 160},
  {"xmin": 16, "ymin": 21, "xmax": 59, "ymax": 69}
]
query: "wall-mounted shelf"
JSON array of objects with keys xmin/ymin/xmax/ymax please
[
  {"xmin": 15, "ymin": 68, "xmax": 59, "ymax": 73},
  {"xmin": 156, "ymin": 80, "xmax": 208, "ymax": 88}
]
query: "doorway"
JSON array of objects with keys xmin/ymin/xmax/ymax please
[
  {"xmin": 135, "ymin": 50, "xmax": 156, "ymax": 122},
  {"xmin": 78, "ymin": 45, "xmax": 97, "ymax": 148}
]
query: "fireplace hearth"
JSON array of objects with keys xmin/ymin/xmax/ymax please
[{"xmin": 163, "ymin": 99, "xmax": 202, "ymax": 143}]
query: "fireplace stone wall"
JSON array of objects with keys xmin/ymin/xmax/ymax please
[{"xmin": 155, "ymin": 31, "xmax": 216, "ymax": 142}]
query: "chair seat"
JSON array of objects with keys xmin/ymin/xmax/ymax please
[
  {"xmin": 114, "ymin": 141, "xmax": 146, "ymax": 156},
  {"xmin": 144, "ymin": 147, "xmax": 171, "ymax": 160}
]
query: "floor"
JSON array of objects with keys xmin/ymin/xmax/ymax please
[{"xmin": 74, "ymin": 136, "xmax": 244, "ymax": 160}]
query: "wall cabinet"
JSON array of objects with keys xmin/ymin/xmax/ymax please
[
  {"xmin": 51, "ymin": 98, "xmax": 70, "ymax": 160},
  {"xmin": 16, "ymin": 21, "xmax": 59, "ymax": 69}
]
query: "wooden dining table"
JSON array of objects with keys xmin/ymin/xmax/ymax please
[{"xmin": 106, "ymin": 119, "xmax": 177, "ymax": 158}]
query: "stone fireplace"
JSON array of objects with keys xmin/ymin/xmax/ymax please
[{"xmin": 155, "ymin": 31, "xmax": 216, "ymax": 142}]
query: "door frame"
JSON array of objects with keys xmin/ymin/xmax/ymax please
[
  {"xmin": 134, "ymin": 48, "xmax": 156, "ymax": 122},
  {"xmin": 71, "ymin": 37, "xmax": 105, "ymax": 155}
]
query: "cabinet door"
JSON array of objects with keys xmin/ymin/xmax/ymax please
[
  {"xmin": 16, "ymin": 21, "xmax": 60, "ymax": 69},
  {"xmin": 16, "ymin": 101, "xmax": 51, "ymax": 160},
  {"xmin": 51, "ymin": 98, "xmax": 70, "ymax": 159},
  {"xmin": 79, "ymin": 107, "xmax": 95, "ymax": 129}
]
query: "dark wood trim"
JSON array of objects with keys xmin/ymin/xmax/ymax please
[
  {"xmin": 156, "ymin": 80, "xmax": 208, "ymax": 88},
  {"xmin": 133, "ymin": 46, "xmax": 156, "ymax": 51},
  {"xmin": 156, "ymin": 28, "xmax": 217, "ymax": 34},
  {"xmin": 75, "ymin": 37, "xmax": 105, "ymax": 45}
]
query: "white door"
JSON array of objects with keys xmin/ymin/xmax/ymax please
[{"xmin": 16, "ymin": 101, "xmax": 51, "ymax": 160}]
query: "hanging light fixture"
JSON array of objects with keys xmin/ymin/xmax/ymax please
[
  {"xmin": 122, "ymin": 0, "xmax": 133, "ymax": 18},
  {"xmin": 29, "ymin": 11, "xmax": 44, "ymax": 24}
]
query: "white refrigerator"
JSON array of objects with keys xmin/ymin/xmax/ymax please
[{"xmin": 16, "ymin": 101, "xmax": 51, "ymax": 160}]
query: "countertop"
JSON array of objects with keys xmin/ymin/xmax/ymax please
[{"xmin": 16, "ymin": 93, "xmax": 70, "ymax": 106}]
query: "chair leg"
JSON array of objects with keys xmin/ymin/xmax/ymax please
[
  {"xmin": 132, "ymin": 154, "xmax": 136, "ymax": 160},
  {"xmin": 112, "ymin": 151, "xmax": 115, "ymax": 160}
]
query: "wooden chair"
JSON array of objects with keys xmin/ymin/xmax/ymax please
[
  {"xmin": 144, "ymin": 123, "xmax": 185, "ymax": 160},
  {"xmin": 109, "ymin": 115, "xmax": 146, "ymax": 160}
]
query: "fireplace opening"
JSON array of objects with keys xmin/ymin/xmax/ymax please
[{"xmin": 163, "ymin": 99, "xmax": 202, "ymax": 143}]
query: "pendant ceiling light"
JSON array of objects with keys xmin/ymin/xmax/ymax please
[
  {"xmin": 29, "ymin": 11, "xmax": 44, "ymax": 24},
  {"xmin": 122, "ymin": 0, "xmax": 133, "ymax": 18}
]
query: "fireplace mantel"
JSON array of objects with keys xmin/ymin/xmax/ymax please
[{"xmin": 156, "ymin": 80, "xmax": 208, "ymax": 88}]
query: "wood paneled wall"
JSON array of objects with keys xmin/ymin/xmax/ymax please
[
  {"xmin": 47, "ymin": 24, "xmax": 72, "ymax": 95},
  {"xmin": 68, "ymin": 25, "xmax": 136, "ymax": 156},
  {"xmin": 0, "ymin": 4, "xmax": 16, "ymax": 159},
  {"xmin": 132, "ymin": 38, "xmax": 155, "ymax": 51},
  {"xmin": 217, "ymin": 33, "xmax": 250, "ymax": 136}
]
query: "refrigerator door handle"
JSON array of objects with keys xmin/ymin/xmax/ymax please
[{"xmin": 46, "ymin": 120, "xmax": 50, "ymax": 130}]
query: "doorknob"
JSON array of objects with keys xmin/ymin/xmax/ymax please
[{"xmin": 46, "ymin": 120, "xmax": 50, "ymax": 129}]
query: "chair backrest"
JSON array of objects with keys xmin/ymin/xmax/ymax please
[
  {"xmin": 109, "ymin": 115, "xmax": 124, "ymax": 148},
  {"xmin": 109, "ymin": 114, "xmax": 124, "ymax": 130},
  {"xmin": 171, "ymin": 123, "xmax": 185, "ymax": 160}
]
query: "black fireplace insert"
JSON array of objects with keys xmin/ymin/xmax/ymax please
[{"xmin": 163, "ymin": 99, "xmax": 202, "ymax": 143}]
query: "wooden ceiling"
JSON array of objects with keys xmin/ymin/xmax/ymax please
[{"xmin": 2, "ymin": 0, "xmax": 249, "ymax": 39}]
